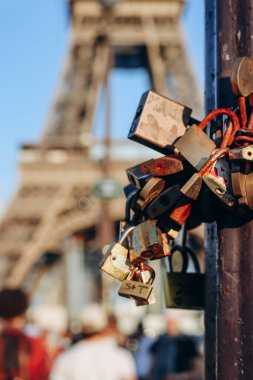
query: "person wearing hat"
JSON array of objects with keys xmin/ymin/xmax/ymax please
[
  {"xmin": 0, "ymin": 288, "xmax": 50, "ymax": 380},
  {"xmin": 50, "ymin": 303, "xmax": 137, "ymax": 380}
]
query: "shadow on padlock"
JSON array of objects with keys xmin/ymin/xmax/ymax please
[{"xmin": 163, "ymin": 245, "xmax": 205, "ymax": 310}]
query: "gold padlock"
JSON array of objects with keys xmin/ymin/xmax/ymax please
[{"xmin": 99, "ymin": 227, "xmax": 134, "ymax": 281}]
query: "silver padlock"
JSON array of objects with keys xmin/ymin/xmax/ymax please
[{"xmin": 203, "ymin": 158, "xmax": 235, "ymax": 207}]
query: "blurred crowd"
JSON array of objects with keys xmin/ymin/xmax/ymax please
[{"xmin": 0, "ymin": 288, "xmax": 204, "ymax": 380}]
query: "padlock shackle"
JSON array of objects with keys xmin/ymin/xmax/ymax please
[
  {"xmin": 234, "ymin": 135, "xmax": 253, "ymax": 146},
  {"xmin": 140, "ymin": 263, "xmax": 155, "ymax": 275},
  {"xmin": 139, "ymin": 263, "xmax": 156, "ymax": 283},
  {"xmin": 128, "ymin": 265, "xmax": 154, "ymax": 282},
  {"xmin": 128, "ymin": 267, "xmax": 141, "ymax": 281},
  {"xmin": 198, "ymin": 108, "xmax": 240, "ymax": 147},
  {"xmin": 169, "ymin": 245, "xmax": 201, "ymax": 273},
  {"xmin": 119, "ymin": 225, "xmax": 135, "ymax": 244}
]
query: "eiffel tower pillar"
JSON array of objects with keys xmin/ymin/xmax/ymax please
[{"xmin": 0, "ymin": 0, "xmax": 202, "ymax": 305}]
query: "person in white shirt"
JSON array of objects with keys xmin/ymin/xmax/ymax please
[{"xmin": 50, "ymin": 303, "xmax": 137, "ymax": 380}]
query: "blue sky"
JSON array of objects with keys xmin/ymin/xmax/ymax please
[{"xmin": 0, "ymin": 0, "xmax": 204, "ymax": 208}]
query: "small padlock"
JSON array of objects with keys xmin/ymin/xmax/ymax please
[
  {"xmin": 99, "ymin": 227, "xmax": 134, "ymax": 281},
  {"xmin": 126, "ymin": 164, "xmax": 151, "ymax": 188},
  {"xmin": 203, "ymin": 158, "xmax": 235, "ymax": 208},
  {"xmin": 136, "ymin": 177, "xmax": 165, "ymax": 211},
  {"xmin": 140, "ymin": 156, "xmax": 184, "ymax": 177},
  {"xmin": 157, "ymin": 199, "xmax": 191, "ymax": 240},
  {"xmin": 180, "ymin": 173, "xmax": 203, "ymax": 200},
  {"xmin": 128, "ymin": 90, "xmax": 192, "ymax": 154},
  {"xmin": 229, "ymin": 145, "xmax": 253, "ymax": 161},
  {"xmin": 230, "ymin": 56, "xmax": 253, "ymax": 98},
  {"xmin": 233, "ymin": 171, "xmax": 253, "ymax": 209},
  {"xmin": 145, "ymin": 185, "xmax": 181, "ymax": 219},
  {"xmin": 118, "ymin": 266, "xmax": 154, "ymax": 302},
  {"xmin": 163, "ymin": 245, "xmax": 205, "ymax": 310},
  {"xmin": 130, "ymin": 220, "xmax": 164, "ymax": 264},
  {"xmin": 174, "ymin": 124, "xmax": 216, "ymax": 170},
  {"xmin": 229, "ymin": 159, "xmax": 253, "ymax": 209}
]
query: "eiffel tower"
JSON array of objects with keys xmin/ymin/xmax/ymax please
[{"xmin": 0, "ymin": 0, "xmax": 202, "ymax": 295}]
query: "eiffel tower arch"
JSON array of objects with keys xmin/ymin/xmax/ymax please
[{"xmin": 0, "ymin": 0, "xmax": 202, "ymax": 299}]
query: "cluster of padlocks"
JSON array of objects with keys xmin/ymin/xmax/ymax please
[{"xmin": 99, "ymin": 57, "xmax": 253, "ymax": 308}]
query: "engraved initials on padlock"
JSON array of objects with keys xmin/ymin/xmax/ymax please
[{"xmin": 118, "ymin": 266, "xmax": 154, "ymax": 302}]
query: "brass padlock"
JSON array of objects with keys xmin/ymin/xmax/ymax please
[
  {"xmin": 174, "ymin": 124, "xmax": 216, "ymax": 170},
  {"xmin": 118, "ymin": 266, "xmax": 154, "ymax": 302},
  {"xmin": 233, "ymin": 171, "xmax": 253, "ymax": 209},
  {"xmin": 230, "ymin": 56, "xmax": 253, "ymax": 98},
  {"xmin": 99, "ymin": 227, "xmax": 134, "ymax": 281},
  {"xmin": 130, "ymin": 220, "xmax": 164, "ymax": 264},
  {"xmin": 128, "ymin": 90, "xmax": 192, "ymax": 154},
  {"xmin": 230, "ymin": 162, "xmax": 253, "ymax": 208},
  {"xmin": 163, "ymin": 245, "xmax": 205, "ymax": 310}
]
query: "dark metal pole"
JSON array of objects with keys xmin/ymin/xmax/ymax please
[
  {"xmin": 205, "ymin": 1, "xmax": 218, "ymax": 377},
  {"xmin": 205, "ymin": 1, "xmax": 253, "ymax": 379}
]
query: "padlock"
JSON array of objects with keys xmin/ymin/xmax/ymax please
[
  {"xmin": 145, "ymin": 185, "xmax": 181, "ymax": 219},
  {"xmin": 118, "ymin": 266, "xmax": 154, "ymax": 302},
  {"xmin": 230, "ymin": 56, "xmax": 253, "ymax": 98},
  {"xmin": 244, "ymin": 173, "xmax": 253, "ymax": 209},
  {"xmin": 180, "ymin": 173, "xmax": 203, "ymax": 200},
  {"xmin": 130, "ymin": 220, "xmax": 164, "ymax": 264},
  {"xmin": 99, "ymin": 227, "xmax": 134, "ymax": 281},
  {"xmin": 229, "ymin": 145, "xmax": 253, "ymax": 161},
  {"xmin": 140, "ymin": 156, "xmax": 184, "ymax": 177},
  {"xmin": 233, "ymin": 170, "xmax": 253, "ymax": 209},
  {"xmin": 157, "ymin": 200, "xmax": 191, "ymax": 240},
  {"xmin": 174, "ymin": 124, "xmax": 216, "ymax": 170},
  {"xmin": 128, "ymin": 90, "xmax": 192, "ymax": 154},
  {"xmin": 126, "ymin": 164, "xmax": 151, "ymax": 189},
  {"xmin": 136, "ymin": 177, "xmax": 165, "ymax": 211},
  {"xmin": 203, "ymin": 158, "xmax": 236, "ymax": 208},
  {"xmin": 163, "ymin": 245, "xmax": 204, "ymax": 310},
  {"xmin": 135, "ymin": 264, "xmax": 156, "ymax": 306},
  {"xmin": 149, "ymin": 229, "xmax": 171, "ymax": 261}
]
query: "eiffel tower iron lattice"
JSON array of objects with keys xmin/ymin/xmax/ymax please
[{"xmin": 0, "ymin": 0, "xmax": 202, "ymax": 289}]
